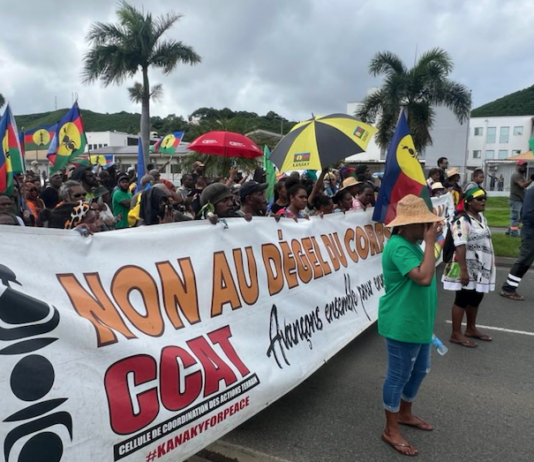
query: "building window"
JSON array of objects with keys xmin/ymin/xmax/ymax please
[
  {"xmin": 486, "ymin": 127, "xmax": 496, "ymax": 143},
  {"xmin": 498, "ymin": 150, "xmax": 508, "ymax": 159},
  {"xmin": 474, "ymin": 127, "xmax": 483, "ymax": 136},
  {"xmin": 499, "ymin": 127, "xmax": 509, "ymax": 143},
  {"xmin": 170, "ymin": 164, "xmax": 181, "ymax": 174},
  {"xmin": 104, "ymin": 144, "xmax": 108, "ymax": 147},
  {"xmin": 473, "ymin": 150, "xmax": 481, "ymax": 159},
  {"xmin": 485, "ymin": 150, "xmax": 495, "ymax": 159},
  {"xmin": 98, "ymin": 144, "xmax": 103, "ymax": 148},
  {"xmin": 513, "ymin": 126, "xmax": 523, "ymax": 136},
  {"xmin": 512, "ymin": 149, "xmax": 521, "ymax": 155}
]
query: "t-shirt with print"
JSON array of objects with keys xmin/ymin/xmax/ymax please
[
  {"xmin": 378, "ymin": 234, "xmax": 437, "ymax": 344},
  {"xmin": 510, "ymin": 172, "xmax": 526, "ymax": 202}
]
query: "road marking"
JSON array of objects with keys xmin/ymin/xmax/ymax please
[{"xmin": 445, "ymin": 321, "xmax": 534, "ymax": 336}]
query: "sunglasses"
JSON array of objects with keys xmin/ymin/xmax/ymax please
[{"xmin": 72, "ymin": 193, "xmax": 87, "ymax": 198}]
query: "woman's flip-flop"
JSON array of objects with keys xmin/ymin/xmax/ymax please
[
  {"xmin": 398, "ymin": 416, "xmax": 434, "ymax": 431},
  {"xmin": 381, "ymin": 434, "xmax": 418, "ymax": 457},
  {"xmin": 449, "ymin": 338, "xmax": 478, "ymax": 348},
  {"xmin": 465, "ymin": 334, "xmax": 492, "ymax": 342}
]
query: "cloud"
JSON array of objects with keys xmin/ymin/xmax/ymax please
[{"xmin": 1, "ymin": 0, "xmax": 534, "ymax": 121}]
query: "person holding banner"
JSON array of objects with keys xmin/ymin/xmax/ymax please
[{"xmin": 378, "ymin": 195, "xmax": 443, "ymax": 457}]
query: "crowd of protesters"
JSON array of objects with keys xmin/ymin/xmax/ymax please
[{"xmin": 0, "ymin": 161, "xmax": 383, "ymax": 234}]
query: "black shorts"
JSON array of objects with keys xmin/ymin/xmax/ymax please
[{"xmin": 454, "ymin": 289, "xmax": 484, "ymax": 309}]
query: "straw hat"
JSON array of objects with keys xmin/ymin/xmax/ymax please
[
  {"xmin": 340, "ymin": 177, "xmax": 361, "ymax": 191},
  {"xmin": 431, "ymin": 182, "xmax": 445, "ymax": 190},
  {"xmin": 446, "ymin": 167, "xmax": 460, "ymax": 178},
  {"xmin": 387, "ymin": 195, "xmax": 443, "ymax": 227}
]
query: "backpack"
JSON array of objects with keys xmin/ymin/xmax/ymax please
[{"xmin": 442, "ymin": 214, "xmax": 471, "ymax": 263}]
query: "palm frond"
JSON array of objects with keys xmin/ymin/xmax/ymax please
[
  {"xmin": 430, "ymin": 80, "xmax": 472, "ymax": 123},
  {"xmin": 407, "ymin": 103, "xmax": 435, "ymax": 152},
  {"xmin": 375, "ymin": 111, "xmax": 398, "ymax": 150},
  {"xmin": 150, "ymin": 84, "xmax": 163, "ymax": 101},
  {"xmin": 369, "ymin": 51, "xmax": 406, "ymax": 77},
  {"xmin": 153, "ymin": 13, "xmax": 182, "ymax": 42},
  {"xmin": 86, "ymin": 22, "xmax": 127, "ymax": 45},
  {"xmin": 416, "ymin": 47, "xmax": 453, "ymax": 75},
  {"xmin": 128, "ymin": 82, "xmax": 143, "ymax": 103},
  {"xmin": 150, "ymin": 40, "xmax": 202, "ymax": 73},
  {"xmin": 355, "ymin": 90, "xmax": 385, "ymax": 124},
  {"xmin": 82, "ymin": 45, "xmax": 134, "ymax": 85}
]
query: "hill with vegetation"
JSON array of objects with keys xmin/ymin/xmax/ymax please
[
  {"xmin": 471, "ymin": 85, "xmax": 534, "ymax": 117},
  {"xmin": 14, "ymin": 107, "xmax": 297, "ymax": 143}
]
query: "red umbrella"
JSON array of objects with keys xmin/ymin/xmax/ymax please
[{"xmin": 188, "ymin": 131, "xmax": 263, "ymax": 159}]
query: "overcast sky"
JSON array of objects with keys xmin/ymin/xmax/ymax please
[{"xmin": 1, "ymin": 0, "xmax": 532, "ymax": 121}]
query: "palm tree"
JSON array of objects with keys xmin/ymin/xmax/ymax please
[
  {"xmin": 0, "ymin": 94, "xmax": 5, "ymax": 110},
  {"xmin": 356, "ymin": 48, "xmax": 471, "ymax": 154},
  {"xmin": 82, "ymin": 1, "xmax": 201, "ymax": 165}
]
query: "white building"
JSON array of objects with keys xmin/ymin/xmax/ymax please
[
  {"xmin": 466, "ymin": 116, "xmax": 534, "ymax": 191},
  {"xmin": 86, "ymin": 131, "xmax": 140, "ymax": 151},
  {"xmin": 466, "ymin": 116, "xmax": 533, "ymax": 167}
]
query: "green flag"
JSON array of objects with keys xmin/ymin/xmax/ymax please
[
  {"xmin": 529, "ymin": 137, "xmax": 534, "ymax": 154},
  {"xmin": 264, "ymin": 146, "xmax": 276, "ymax": 202}
]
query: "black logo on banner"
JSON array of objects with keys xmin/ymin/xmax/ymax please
[{"xmin": 0, "ymin": 264, "xmax": 72, "ymax": 462}]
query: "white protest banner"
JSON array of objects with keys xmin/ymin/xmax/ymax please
[{"xmin": 0, "ymin": 210, "xmax": 389, "ymax": 462}]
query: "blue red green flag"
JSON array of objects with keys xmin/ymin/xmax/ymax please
[
  {"xmin": 151, "ymin": 131, "xmax": 184, "ymax": 155},
  {"xmin": 373, "ymin": 110, "xmax": 431, "ymax": 224},
  {"xmin": 0, "ymin": 108, "xmax": 15, "ymax": 194},
  {"xmin": 0, "ymin": 105, "xmax": 24, "ymax": 176},
  {"xmin": 23, "ymin": 124, "xmax": 57, "ymax": 151},
  {"xmin": 48, "ymin": 103, "xmax": 87, "ymax": 173}
]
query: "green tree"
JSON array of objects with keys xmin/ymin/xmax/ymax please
[
  {"xmin": 0, "ymin": 94, "xmax": 5, "ymax": 110},
  {"xmin": 356, "ymin": 48, "xmax": 471, "ymax": 153},
  {"xmin": 82, "ymin": 1, "xmax": 201, "ymax": 165}
]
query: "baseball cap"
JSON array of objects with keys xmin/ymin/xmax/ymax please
[
  {"xmin": 118, "ymin": 174, "xmax": 129, "ymax": 182},
  {"xmin": 239, "ymin": 181, "xmax": 268, "ymax": 200},
  {"xmin": 517, "ymin": 160, "xmax": 528, "ymax": 166},
  {"xmin": 200, "ymin": 183, "xmax": 233, "ymax": 207}
]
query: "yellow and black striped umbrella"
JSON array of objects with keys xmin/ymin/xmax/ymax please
[{"xmin": 269, "ymin": 114, "xmax": 377, "ymax": 172}]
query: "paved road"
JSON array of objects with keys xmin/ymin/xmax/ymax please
[{"xmin": 221, "ymin": 267, "xmax": 534, "ymax": 462}]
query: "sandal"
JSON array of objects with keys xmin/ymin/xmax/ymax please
[
  {"xmin": 381, "ymin": 433, "xmax": 418, "ymax": 457},
  {"xmin": 500, "ymin": 291, "xmax": 524, "ymax": 301},
  {"xmin": 398, "ymin": 416, "xmax": 434, "ymax": 431},
  {"xmin": 449, "ymin": 338, "xmax": 478, "ymax": 348},
  {"xmin": 465, "ymin": 333, "xmax": 492, "ymax": 342}
]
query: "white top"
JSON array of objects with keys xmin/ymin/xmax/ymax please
[{"xmin": 442, "ymin": 213, "xmax": 496, "ymax": 293}]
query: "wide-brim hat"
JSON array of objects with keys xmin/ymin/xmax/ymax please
[
  {"xmin": 446, "ymin": 167, "xmax": 460, "ymax": 178},
  {"xmin": 386, "ymin": 194, "xmax": 443, "ymax": 227},
  {"xmin": 200, "ymin": 183, "xmax": 233, "ymax": 207},
  {"xmin": 340, "ymin": 177, "xmax": 361, "ymax": 191},
  {"xmin": 431, "ymin": 182, "xmax": 445, "ymax": 190}
]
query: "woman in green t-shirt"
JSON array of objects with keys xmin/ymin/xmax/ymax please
[{"xmin": 378, "ymin": 195, "xmax": 443, "ymax": 457}]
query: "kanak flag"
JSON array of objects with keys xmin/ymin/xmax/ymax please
[
  {"xmin": 373, "ymin": 110, "xmax": 431, "ymax": 224},
  {"xmin": 48, "ymin": 103, "xmax": 87, "ymax": 173},
  {"xmin": 23, "ymin": 124, "xmax": 57, "ymax": 151},
  {"xmin": 152, "ymin": 131, "xmax": 184, "ymax": 156},
  {"xmin": 0, "ymin": 105, "xmax": 24, "ymax": 178},
  {"xmin": 0, "ymin": 106, "xmax": 16, "ymax": 194}
]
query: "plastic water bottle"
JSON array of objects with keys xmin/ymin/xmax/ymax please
[{"xmin": 432, "ymin": 334, "xmax": 449, "ymax": 355}]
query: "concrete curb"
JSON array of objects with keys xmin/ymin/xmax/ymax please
[
  {"xmin": 495, "ymin": 256, "xmax": 516, "ymax": 268},
  {"xmin": 195, "ymin": 440, "xmax": 293, "ymax": 462}
]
